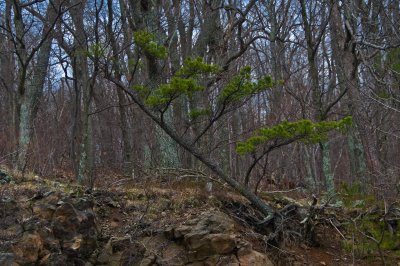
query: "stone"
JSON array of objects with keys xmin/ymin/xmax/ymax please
[
  {"xmin": 175, "ymin": 211, "xmax": 235, "ymax": 241},
  {"xmin": 175, "ymin": 212, "xmax": 238, "ymax": 261},
  {"xmin": 96, "ymin": 240, "xmax": 113, "ymax": 264},
  {"xmin": 38, "ymin": 253, "xmax": 51, "ymax": 265},
  {"xmin": 161, "ymin": 211, "xmax": 274, "ymax": 265},
  {"xmin": 173, "ymin": 225, "xmax": 193, "ymax": 239},
  {"xmin": 62, "ymin": 235, "xmax": 84, "ymax": 251},
  {"xmin": 237, "ymin": 250, "xmax": 274, "ymax": 266},
  {"xmin": 69, "ymin": 197, "xmax": 95, "ymax": 211},
  {"xmin": 3, "ymin": 225, "xmax": 23, "ymax": 238},
  {"xmin": 209, "ymin": 234, "xmax": 237, "ymax": 254},
  {"xmin": 22, "ymin": 216, "xmax": 44, "ymax": 232},
  {"xmin": 139, "ymin": 254, "xmax": 157, "ymax": 266},
  {"xmin": 235, "ymin": 239, "xmax": 252, "ymax": 255},
  {"xmin": 157, "ymin": 241, "xmax": 186, "ymax": 265},
  {"xmin": 12, "ymin": 232, "xmax": 43, "ymax": 264},
  {"xmin": 186, "ymin": 262, "xmax": 204, "ymax": 266},
  {"xmin": 38, "ymin": 253, "xmax": 69, "ymax": 265},
  {"xmin": 0, "ymin": 198, "xmax": 19, "ymax": 224},
  {"xmin": 92, "ymin": 210, "xmax": 274, "ymax": 266},
  {"xmin": 194, "ymin": 211, "xmax": 236, "ymax": 234},
  {"xmin": 185, "ymin": 233, "xmax": 237, "ymax": 261},
  {"xmin": 52, "ymin": 201, "xmax": 98, "ymax": 258},
  {"xmin": 52, "ymin": 202, "xmax": 82, "ymax": 238},
  {"xmin": 105, "ymin": 197, "xmax": 120, "ymax": 208},
  {"xmin": 184, "ymin": 229, "xmax": 210, "ymax": 248},
  {"xmin": 204, "ymin": 254, "xmax": 239, "ymax": 266},
  {"xmin": 110, "ymin": 236, "xmax": 132, "ymax": 253},
  {"xmin": 0, "ymin": 253, "xmax": 17, "ymax": 266},
  {"xmin": 121, "ymin": 249, "xmax": 145, "ymax": 266},
  {"xmin": 96, "ymin": 236, "xmax": 146, "ymax": 266},
  {"xmin": 32, "ymin": 203, "xmax": 56, "ymax": 220},
  {"xmin": 44, "ymin": 192, "xmax": 64, "ymax": 205},
  {"xmin": 1, "ymin": 191, "xmax": 99, "ymax": 265}
]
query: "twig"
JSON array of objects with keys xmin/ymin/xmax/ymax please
[
  {"xmin": 263, "ymin": 187, "xmax": 303, "ymax": 194},
  {"xmin": 329, "ymin": 218, "xmax": 346, "ymax": 240},
  {"xmin": 109, "ymin": 177, "xmax": 134, "ymax": 186}
]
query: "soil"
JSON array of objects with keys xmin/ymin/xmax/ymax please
[{"xmin": 0, "ymin": 170, "xmax": 398, "ymax": 265}]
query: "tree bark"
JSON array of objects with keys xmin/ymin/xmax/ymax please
[
  {"xmin": 329, "ymin": 0, "xmax": 368, "ymax": 183},
  {"xmin": 13, "ymin": 1, "xmax": 61, "ymax": 171},
  {"xmin": 69, "ymin": 0, "xmax": 95, "ymax": 183},
  {"xmin": 300, "ymin": 0, "xmax": 334, "ymax": 193}
]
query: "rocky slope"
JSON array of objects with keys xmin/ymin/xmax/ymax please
[
  {"xmin": 0, "ymin": 172, "xmax": 274, "ymax": 265},
  {"xmin": 1, "ymin": 169, "xmax": 393, "ymax": 265}
]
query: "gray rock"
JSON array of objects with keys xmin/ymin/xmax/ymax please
[{"xmin": 0, "ymin": 253, "xmax": 16, "ymax": 266}]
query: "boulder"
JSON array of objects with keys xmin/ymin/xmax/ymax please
[
  {"xmin": 139, "ymin": 254, "xmax": 157, "ymax": 266},
  {"xmin": 203, "ymin": 254, "xmax": 239, "ymax": 265},
  {"xmin": 169, "ymin": 211, "xmax": 236, "ymax": 241},
  {"xmin": 3, "ymin": 188, "xmax": 274, "ymax": 266},
  {"xmin": 164, "ymin": 211, "xmax": 273, "ymax": 265},
  {"xmin": 96, "ymin": 236, "xmax": 145, "ymax": 266},
  {"xmin": 0, "ymin": 198, "xmax": 19, "ymax": 227},
  {"xmin": 12, "ymin": 232, "xmax": 43, "ymax": 264},
  {"xmin": 183, "ymin": 212, "xmax": 273, "ymax": 265},
  {"xmin": 32, "ymin": 203, "xmax": 56, "ymax": 220},
  {"xmin": 185, "ymin": 233, "xmax": 237, "ymax": 260},
  {"xmin": 6, "ymin": 196, "xmax": 99, "ymax": 265},
  {"xmin": 52, "ymin": 201, "xmax": 98, "ymax": 258},
  {"xmin": 237, "ymin": 250, "xmax": 274, "ymax": 266}
]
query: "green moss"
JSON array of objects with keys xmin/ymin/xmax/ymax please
[
  {"xmin": 339, "ymin": 182, "xmax": 376, "ymax": 209},
  {"xmin": 342, "ymin": 239, "xmax": 353, "ymax": 253},
  {"xmin": 350, "ymin": 216, "xmax": 400, "ymax": 257},
  {"xmin": 340, "ymin": 183, "xmax": 400, "ymax": 261}
]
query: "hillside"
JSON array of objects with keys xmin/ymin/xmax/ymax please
[{"xmin": 1, "ymin": 169, "xmax": 399, "ymax": 265}]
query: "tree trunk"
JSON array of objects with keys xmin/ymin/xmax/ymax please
[
  {"xmin": 107, "ymin": 0, "xmax": 133, "ymax": 175},
  {"xmin": 13, "ymin": 1, "xmax": 60, "ymax": 171},
  {"xmin": 113, "ymin": 81, "xmax": 277, "ymax": 220},
  {"xmin": 70, "ymin": 0, "xmax": 95, "ymax": 183},
  {"xmin": 329, "ymin": 0, "xmax": 368, "ymax": 184},
  {"xmin": 300, "ymin": 0, "xmax": 333, "ymax": 193}
]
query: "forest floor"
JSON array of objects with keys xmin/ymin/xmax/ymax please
[{"xmin": 0, "ymin": 167, "xmax": 399, "ymax": 265}]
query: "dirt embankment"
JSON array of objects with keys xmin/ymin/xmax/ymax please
[{"xmin": 0, "ymin": 170, "xmax": 397, "ymax": 265}]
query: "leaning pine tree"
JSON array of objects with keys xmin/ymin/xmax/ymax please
[{"xmin": 106, "ymin": 30, "xmax": 352, "ymax": 225}]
